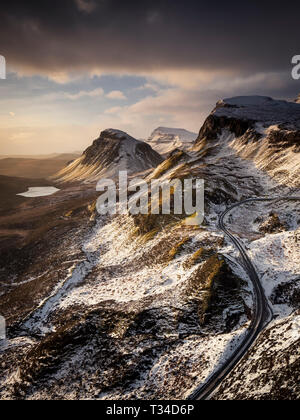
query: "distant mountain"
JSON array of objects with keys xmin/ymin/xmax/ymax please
[
  {"xmin": 54, "ymin": 129, "xmax": 163, "ymax": 183},
  {"xmin": 147, "ymin": 126, "xmax": 197, "ymax": 156}
]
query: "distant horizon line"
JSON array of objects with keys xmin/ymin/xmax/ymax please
[{"xmin": 0, "ymin": 152, "xmax": 83, "ymax": 158}]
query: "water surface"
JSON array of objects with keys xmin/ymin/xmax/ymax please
[{"xmin": 17, "ymin": 186, "xmax": 60, "ymax": 198}]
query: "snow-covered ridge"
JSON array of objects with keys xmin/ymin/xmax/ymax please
[
  {"xmin": 215, "ymin": 96, "xmax": 300, "ymax": 129},
  {"xmin": 101, "ymin": 128, "xmax": 139, "ymax": 142},
  {"xmin": 147, "ymin": 126, "xmax": 197, "ymax": 155},
  {"xmin": 195, "ymin": 95, "xmax": 300, "ymax": 187}
]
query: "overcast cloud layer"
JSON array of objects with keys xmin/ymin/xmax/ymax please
[{"xmin": 1, "ymin": 0, "xmax": 300, "ymax": 77}]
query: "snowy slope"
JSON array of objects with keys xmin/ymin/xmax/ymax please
[
  {"xmin": 215, "ymin": 96, "xmax": 300, "ymax": 128},
  {"xmin": 0, "ymin": 209, "xmax": 251, "ymax": 400},
  {"xmin": 213, "ymin": 312, "xmax": 300, "ymax": 400},
  {"xmin": 54, "ymin": 129, "xmax": 163, "ymax": 183},
  {"xmin": 195, "ymin": 96, "xmax": 300, "ymax": 187}
]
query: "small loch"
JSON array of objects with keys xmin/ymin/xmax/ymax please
[{"xmin": 17, "ymin": 186, "xmax": 60, "ymax": 198}]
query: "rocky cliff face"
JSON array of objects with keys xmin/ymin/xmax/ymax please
[
  {"xmin": 194, "ymin": 96, "xmax": 300, "ymax": 187},
  {"xmin": 54, "ymin": 129, "xmax": 163, "ymax": 183}
]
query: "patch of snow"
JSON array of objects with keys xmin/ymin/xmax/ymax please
[
  {"xmin": 22, "ymin": 217, "xmax": 107, "ymax": 335},
  {"xmin": 248, "ymin": 229, "xmax": 300, "ymax": 317}
]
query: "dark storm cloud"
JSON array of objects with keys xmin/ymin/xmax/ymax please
[{"xmin": 0, "ymin": 0, "xmax": 299, "ymax": 76}]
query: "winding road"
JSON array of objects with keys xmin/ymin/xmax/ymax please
[{"xmin": 189, "ymin": 196, "xmax": 300, "ymax": 400}]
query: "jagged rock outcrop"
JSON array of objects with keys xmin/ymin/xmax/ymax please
[
  {"xmin": 259, "ymin": 212, "xmax": 287, "ymax": 234},
  {"xmin": 54, "ymin": 129, "xmax": 163, "ymax": 183},
  {"xmin": 194, "ymin": 96, "xmax": 300, "ymax": 187}
]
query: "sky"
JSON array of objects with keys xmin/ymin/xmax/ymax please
[{"xmin": 0, "ymin": 0, "xmax": 300, "ymax": 154}]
